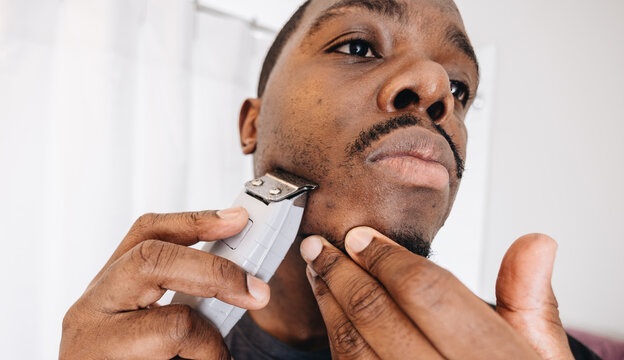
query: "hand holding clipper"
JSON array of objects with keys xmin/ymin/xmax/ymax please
[{"xmin": 171, "ymin": 170, "xmax": 317, "ymax": 336}]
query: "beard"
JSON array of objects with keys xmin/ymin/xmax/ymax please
[
  {"xmin": 387, "ymin": 229, "xmax": 432, "ymax": 258},
  {"xmin": 314, "ymin": 227, "xmax": 431, "ymax": 259}
]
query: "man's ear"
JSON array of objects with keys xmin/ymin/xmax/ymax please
[{"xmin": 239, "ymin": 98, "xmax": 261, "ymax": 154}]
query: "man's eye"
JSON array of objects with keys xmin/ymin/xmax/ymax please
[
  {"xmin": 334, "ymin": 40, "xmax": 375, "ymax": 58},
  {"xmin": 450, "ymin": 80, "xmax": 469, "ymax": 106}
]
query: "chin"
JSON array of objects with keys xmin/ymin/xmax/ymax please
[{"xmin": 297, "ymin": 183, "xmax": 450, "ymax": 256}]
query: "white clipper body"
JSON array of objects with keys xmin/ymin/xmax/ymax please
[{"xmin": 171, "ymin": 171, "xmax": 317, "ymax": 337}]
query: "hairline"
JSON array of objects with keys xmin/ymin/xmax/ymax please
[{"xmin": 307, "ymin": 0, "xmax": 408, "ymax": 38}]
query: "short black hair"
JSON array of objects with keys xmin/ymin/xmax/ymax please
[{"xmin": 257, "ymin": 0, "xmax": 312, "ymax": 97}]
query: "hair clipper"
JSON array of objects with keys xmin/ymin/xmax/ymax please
[{"xmin": 171, "ymin": 170, "xmax": 317, "ymax": 337}]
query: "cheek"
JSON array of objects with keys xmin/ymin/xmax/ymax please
[
  {"xmin": 256, "ymin": 124, "xmax": 330, "ymax": 180},
  {"xmin": 459, "ymin": 121, "xmax": 468, "ymax": 146},
  {"xmin": 255, "ymin": 68, "xmax": 366, "ymax": 182},
  {"xmin": 254, "ymin": 94, "xmax": 339, "ymax": 181},
  {"xmin": 457, "ymin": 127, "xmax": 468, "ymax": 160},
  {"xmin": 446, "ymin": 117, "xmax": 468, "ymax": 162}
]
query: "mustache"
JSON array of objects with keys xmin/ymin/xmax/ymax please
[{"xmin": 345, "ymin": 114, "xmax": 465, "ymax": 179}]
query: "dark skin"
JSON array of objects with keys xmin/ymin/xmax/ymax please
[
  {"xmin": 239, "ymin": 0, "xmax": 476, "ymax": 347},
  {"xmin": 246, "ymin": 0, "xmax": 472, "ymax": 249},
  {"xmin": 60, "ymin": 0, "xmax": 575, "ymax": 358}
]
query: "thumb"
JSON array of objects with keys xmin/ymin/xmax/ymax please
[{"xmin": 496, "ymin": 233, "xmax": 573, "ymax": 360}]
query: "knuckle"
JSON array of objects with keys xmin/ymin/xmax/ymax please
[
  {"xmin": 397, "ymin": 263, "xmax": 451, "ymax": 311},
  {"xmin": 181, "ymin": 211, "xmax": 205, "ymax": 242},
  {"xmin": 61, "ymin": 299, "xmax": 90, "ymax": 333},
  {"xmin": 313, "ymin": 281, "xmax": 331, "ymax": 298},
  {"xmin": 331, "ymin": 320, "xmax": 367, "ymax": 357},
  {"xmin": 177, "ymin": 211, "xmax": 199, "ymax": 231},
  {"xmin": 184, "ymin": 211, "xmax": 203, "ymax": 228},
  {"xmin": 131, "ymin": 239, "xmax": 176, "ymax": 275},
  {"xmin": 207, "ymin": 255, "xmax": 241, "ymax": 288},
  {"xmin": 135, "ymin": 212, "xmax": 159, "ymax": 227},
  {"xmin": 364, "ymin": 242, "xmax": 402, "ymax": 275},
  {"xmin": 128, "ymin": 212, "xmax": 161, "ymax": 237},
  {"xmin": 181, "ymin": 210, "xmax": 213, "ymax": 227},
  {"xmin": 165, "ymin": 304, "xmax": 197, "ymax": 344},
  {"xmin": 345, "ymin": 281, "xmax": 386, "ymax": 323},
  {"xmin": 61, "ymin": 306, "xmax": 78, "ymax": 333},
  {"xmin": 163, "ymin": 304, "xmax": 230, "ymax": 359},
  {"xmin": 60, "ymin": 302, "xmax": 99, "ymax": 359},
  {"xmin": 314, "ymin": 250, "xmax": 342, "ymax": 278}
]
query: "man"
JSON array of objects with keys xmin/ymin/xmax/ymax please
[{"xmin": 60, "ymin": 0, "xmax": 600, "ymax": 359}]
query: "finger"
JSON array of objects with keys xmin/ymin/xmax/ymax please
[
  {"xmin": 306, "ymin": 266, "xmax": 379, "ymax": 360},
  {"xmin": 301, "ymin": 236, "xmax": 442, "ymax": 359},
  {"xmin": 104, "ymin": 208, "xmax": 249, "ymax": 271},
  {"xmin": 103, "ymin": 304, "xmax": 231, "ymax": 360},
  {"xmin": 496, "ymin": 234, "xmax": 574, "ymax": 359},
  {"xmin": 344, "ymin": 226, "xmax": 539, "ymax": 360},
  {"xmin": 87, "ymin": 240, "xmax": 270, "ymax": 312}
]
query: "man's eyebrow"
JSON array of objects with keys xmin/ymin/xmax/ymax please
[
  {"xmin": 307, "ymin": 0, "xmax": 407, "ymax": 38},
  {"xmin": 446, "ymin": 25, "xmax": 480, "ymax": 76},
  {"xmin": 305, "ymin": 1, "xmax": 479, "ymax": 77}
]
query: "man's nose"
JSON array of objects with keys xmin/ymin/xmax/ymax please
[{"xmin": 377, "ymin": 60, "xmax": 454, "ymax": 124}]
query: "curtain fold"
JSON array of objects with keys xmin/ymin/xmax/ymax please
[{"xmin": 0, "ymin": 1, "xmax": 272, "ymax": 356}]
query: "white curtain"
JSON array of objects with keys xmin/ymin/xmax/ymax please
[{"xmin": 0, "ymin": 0, "xmax": 273, "ymax": 357}]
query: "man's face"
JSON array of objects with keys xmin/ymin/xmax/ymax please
[{"xmin": 243, "ymin": 0, "xmax": 479, "ymax": 252}]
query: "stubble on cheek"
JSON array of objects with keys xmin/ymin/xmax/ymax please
[{"xmin": 254, "ymin": 113, "xmax": 332, "ymax": 183}]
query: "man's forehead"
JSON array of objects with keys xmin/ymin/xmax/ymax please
[
  {"xmin": 295, "ymin": 0, "xmax": 469, "ymax": 49},
  {"xmin": 304, "ymin": 0, "xmax": 462, "ymax": 26}
]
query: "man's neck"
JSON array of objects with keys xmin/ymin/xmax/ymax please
[{"xmin": 248, "ymin": 241, "xmax": 329, "ymax": 351}]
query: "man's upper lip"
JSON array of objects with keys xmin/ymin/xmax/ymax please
[{"xmin": 365, "ymin": 126, "xmax": 456, "ymax": 175}]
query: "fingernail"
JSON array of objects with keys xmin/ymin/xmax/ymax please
[
  {"xmin": 346, "ymin": 227, "xmax": 373, "ymax": 253},
  {"xmin": 217, "ymin": 207, "xmax": 242, "ymax": 219},
  {"xmin": 300, "ymin": 236, "xmax": 323, "ymax": 262},
  {"xmin": 246, "ymin": 274, "xmax": 270, "ymax": 303},
  {"xmin": 307, "ymin": 264, "xmax": 318, "ymax": 278}
]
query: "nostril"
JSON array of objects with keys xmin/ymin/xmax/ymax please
[
  {"xmin": 427, "ymin": 101, "xmax": 445, "ymax": 121},
  {"xmin": 393, "ymin": 89, "xmax": 419, "ymax": 110}
]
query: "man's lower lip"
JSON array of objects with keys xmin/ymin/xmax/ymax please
[{"xmin": 371, "ymin": 156, "xmax": 449, "ymax": 189}]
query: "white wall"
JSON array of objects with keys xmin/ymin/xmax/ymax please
[{"xmin": 456, "ymin": 0, "xmax": 624, "ymax": 338}]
